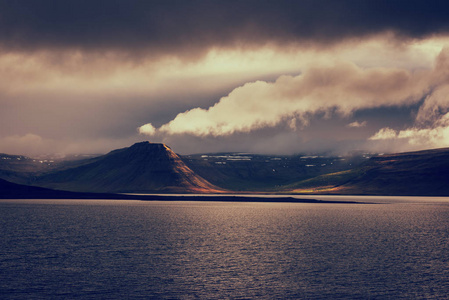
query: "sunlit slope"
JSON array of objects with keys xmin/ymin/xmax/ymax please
[
  {"xmin": 286, "ymin": 148, "xmax": 449, "ymax": 196},
  {"xmin": 34, "ymin": 142, "xmax": 223, "ymax": 193}
]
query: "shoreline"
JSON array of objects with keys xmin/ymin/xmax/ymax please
[
  {"xmin": 0, "ymin": 178, "xmax": 363, "ymax": 204},
  {"xmin": 0, "ymin": 191, "xmax": 364, "ymax": 204}
]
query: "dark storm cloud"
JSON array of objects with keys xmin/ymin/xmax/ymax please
[{"xmin": 1, "ymin": 0, "xmax": 449, "ymax": 53}]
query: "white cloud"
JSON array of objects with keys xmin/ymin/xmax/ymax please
[
  {"xmin": 347, "ymin": 121, "xmax": 367, "ymax": 128},
  {"xmin": 149, "ymin": 58, "xmax": 431, "ymax": 137},
  {"xmin": 369, "ymin": 127, "xmax": 399, "ymax": 140},
  {"xmin": 415, "ymin": 85, "xmax": 449, "ymax": 125},
  {"xmin": 369, "ymin": 112, "xmax": 449, "ymax": 149},
  {"xmin": 138, "ymin": 123, "xmax": 157, "ymax": 135},
  {"xmin": 368, "ymin": 80, "xmax": 449, "ymax": 150},
  {"xmin": 365, "ymin": 48, "xmax": 449, "ymax": 152},
  {"xmin": 366, "ymin": 47, "xmax": 449, "ymax": 150}
]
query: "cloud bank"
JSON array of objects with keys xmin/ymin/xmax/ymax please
[
  {"xmin": 141, "ymin": 49, "xmax": 449, "ymax": 139},
  {"xmin": 3, "ymin": 1, "xmax": 449, "ymax": 155},
  {"xmin": 370, "ymin": 83, "xmax": 449, "ymax": 150},
  {"xmin": 367, "ymin": 49, "xmax": 449, "ymax": 150}
]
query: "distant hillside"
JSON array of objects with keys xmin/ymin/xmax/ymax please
[
  {"xmin": 33, "ymin": 142, "xmax": 223, "ymax": 193},
  {"xmin": 0, "ymin": 153, "xmax": 50, "ymax": 183},
  {"xmin": 183, "ymin": 152, "xmax": 366, "ymax": 191},
  {"xmin": 286, "ymin": 148, "xmax": 449, "ymax": 196},
  {"xmin": 4, "ymin": 143, "xmax": 449, "ymax": 196},
  {"xmin": 0, "ymin": 153, "xmax": 100, "ymax": 184}
]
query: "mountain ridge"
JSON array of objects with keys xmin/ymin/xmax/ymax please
[
  {"xmin": 2, "ymin": 143, "xmax": 449, "ymax": 196},
  {"xmin": 286, "ymin": 147, "xmax": 449, "ymax": 196},
  {"xmin": 33, "ymin": 142, "xmax": 224, "ymax": 193}
]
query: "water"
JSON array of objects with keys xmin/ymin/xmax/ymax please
[{"xmin": 1, "ymin": 198, "xmax": 449, "ymax": 299}]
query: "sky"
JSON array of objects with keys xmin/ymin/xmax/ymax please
[{"xmin": 2, "ymin": 0, "xmax": 449, "ymax": 156}]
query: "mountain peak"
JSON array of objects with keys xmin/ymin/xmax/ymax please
[
  {"xmin": 118, "ymin": 142, "xmax": 179, "ymax": 162},
  {"xmin": 128, "ymin": 141, "xmax": 167, "ymax": 150},
  {"xmin": 130, "ymin": 141, "xmax": 165, "ymax": 147},
  {"xmin": 128, "ymin": 141, "xmax": 173, "ymax": 152},
  {"xmin": 36, "ymin": 142, "xmax": 223, "ymax": 194}
]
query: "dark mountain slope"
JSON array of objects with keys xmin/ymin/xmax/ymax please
[
  {"xmin": 0, "ymin": 153, "xmax": 103, "ymax": 184},
  {"xmin": 1, "ymin": 177, "xmax": 55, "ymax": 198},
  {"xmin": 0, "ymin": 178, "xmax": 98, "ymax": 199},
  {"xmin": 0, "ymin": 153, "xmax": 50, "ymax": 184},
  {"xmin": 183, "ymin": 152, "xmax": 366, "ymax": 191},
  {"xmin": 286, "ymin": 148, "xmax": 449, "ymax": 196},
  {"xmin": 34, "ymin": 142, "xmax": 223, "ymax": 193}
]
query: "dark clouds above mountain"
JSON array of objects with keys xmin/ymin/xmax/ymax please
[
  {"xmin": 2, "ymin": 1, "xmax": 449, "ymax": 156},
  {"xmin": 1, "ymin": 0, "xmax": 449, "ymax": 54}
]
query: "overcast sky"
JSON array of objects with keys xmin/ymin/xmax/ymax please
[{"xmin": 2, "ymin": 0, "xmax": 449, "ymax": 156}]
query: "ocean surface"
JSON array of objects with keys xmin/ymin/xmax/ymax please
[{"xmin": 1, "ymin": 196, "xmax": 449, "ymax": 299}]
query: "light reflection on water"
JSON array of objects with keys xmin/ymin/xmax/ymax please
[{"xmin": 1, "ymin": 198, "xmax": 449, "ymax": 299}]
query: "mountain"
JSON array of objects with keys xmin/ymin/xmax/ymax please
[
  {"xmin": 33, "ymin": 142, "xmax": 223, "ymax": 193},
  {"xmin": 4, "ymin": 142, "xmax": 449, "ymax": 196},
  {"xmin": 0, "ymin": 152, "xmax": 102, "ymax": 185},
  {"xmin": 182, "ymin": 152, "xmax": 367, "ymax": 191},
  {"xmin": 286, "ymin": 148, "xmax": 449, "ymax": 196},
  {"xmin": 0, "ymin": 153, "xmax": 49, "ymax": 183}
]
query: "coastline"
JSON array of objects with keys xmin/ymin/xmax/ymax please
[{"xmin": 0, "ymin": 190, "xmax": 363, "ymax": 204}]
